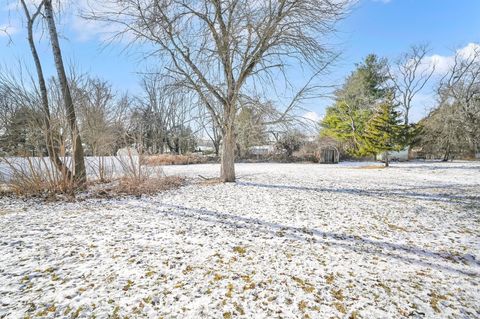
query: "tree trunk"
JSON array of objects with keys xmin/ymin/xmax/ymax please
[
  {"xmin": 469, "ymin": 139, "xmax": 477, "ymax": 159},
  {"xmin": 213, "ymin": 141, "xmax": 220, "ymax": 157},
  {"xmin": 442, "ymin": 152, "xmax": 449, "ymax": 162},
  {"xmin": 442, "ymin": 144, "xmax": 450, "ymax": 162},
  {"xmin": 220, "ymin": 125, "xmax": 236, "ymax": 182},
  {"xmin": 44, "ymin": 0, "xmax": 86, "ymax": 184},
  {"xmin": 21, "ymin": 0, "xmax": 72, "ymax": 181},
  {"xmin": 384, "ymin": 152, "xmax": 389, "ymax": 167}
]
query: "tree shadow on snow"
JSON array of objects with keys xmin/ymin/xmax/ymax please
[
  {"xmin": 150, "ymin": 202, "xmax": 479, "ymax": 277},
  {"xmin": 395, "ymin": 162, "xmax": 480, "ymax": 171},
  {"xmin": 236, "ymin": 181, "xmax": 480, "ymax": 206}
]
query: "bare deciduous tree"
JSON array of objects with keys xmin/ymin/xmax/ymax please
[
  {"xmin": 132, "ymin": 74, "xmax": 197, "ymax": 154},
  {"xmin": 19, "ymin": 0, "xmax": 73, "ymax": 179},
  {"xmin": 419, "ymin": 101, "xmax": 469, "ymax": 161},
  {"xmin": 71, "ymin": 76, "xmax": 128, "ymax": 156},
  {"xmin": 86, "ymin": 0, "xmax": 350, "ymax": 181},
  {"xmin": 389, "ymin": 44, "xmax": 435, "ymax": 126},
  {"xmin": 439, "ymin": 45, "xmax": 480, "ymax": 157},
  {"xmin": 44, "ymin": 0, "xmax": 87, "ymax": 183}
]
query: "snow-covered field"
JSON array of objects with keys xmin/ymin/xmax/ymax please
[{"xmin": 1, "ymin": 161, "xmax": 479, "ymax": 318}]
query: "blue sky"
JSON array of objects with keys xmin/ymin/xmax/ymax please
[{"xmin": 1, "ymin": 0, "xmax": 479, "ymax": 123}]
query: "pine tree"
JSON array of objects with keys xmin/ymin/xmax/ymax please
[
  {"xmin": 364, "ymin": 98, "xmax": 403, "ymax": 167},
  {"xmin": 320, "ymin": 54, "xmax": 392, "ymax": 156},
  {"xmin": 321, "ymin": 101, "xmax": 371, "ymax": 156}
]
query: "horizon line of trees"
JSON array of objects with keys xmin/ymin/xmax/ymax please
[
  {"xmin": 2, "ymin": 0, "xmax": 352, "ymax": 184},
  {"xmin": 1, "ymin": 1, "xmax": 478, "ymax": 188}
]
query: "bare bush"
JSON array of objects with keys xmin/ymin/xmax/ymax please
[
  {"xmin": 87, "ymin": 156, "xmax": 116, "ymax": 183},
  {"xmin": 0, "ymin": 152, "xmax": 185, "ymax": 198},
  {"xmin": 0, "ymin": 156, "xmax": 75, "ymax": 196}
]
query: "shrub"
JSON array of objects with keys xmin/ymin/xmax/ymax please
[
  {"xmin": 0, "ymin": 153, "xmax": 184, "ymax": 199},
  {"xmin": 0, "ymin": 156, "xmax": 76, "ymax": 196}
]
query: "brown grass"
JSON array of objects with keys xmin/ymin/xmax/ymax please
[
  {"xmin": 113, "ymin": 175, "xmax": 184, "ymax": 196},
  {"xmin": 0, "ymin": 154, "xmax": 185, "ymax": 199},
  {"xmin": 430, "ymin": 291, "xmax": 447, "ymax": 313},
  {"xmin": 141, "ymin": 154, "xmax": 208, "ymax": 166},
  {"xmin": 354, "ymin": 165, "xmax": 386, "ymax": 169},
  {"xmin": 1, "ymin": 157, "xmax": 76, "ymax": 197}
]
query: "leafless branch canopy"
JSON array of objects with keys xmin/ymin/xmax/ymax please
[{"xmin": 389, "ymin": 44, "xmax": 435, "ymax": 125}]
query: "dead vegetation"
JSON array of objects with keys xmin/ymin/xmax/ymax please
[
  {"xmin": 141, "ymin": 154, "xmax": 209, "ymax": 166},
  {"xmin": 112, "ymin": 175, "xmax": 184, "ymax": 196},
  {"xmin": 0, "ymin": 157, "xmax": 77, "ymax": 196},
  {"xmin": 0, "ymin": 154, "xmax": 185, "ymax": 199}
]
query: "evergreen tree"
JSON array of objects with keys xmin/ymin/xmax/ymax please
[
  {"xmin": 363, "ymin": 98, "xmax": 403, "ymax": 167},
  {"xmin": 321, "ymin": 54, "xmax": 392, "ymax": 156},
  {"xmin": 321, "ymin": 101, "xmax": 371, "ymax": 156}
]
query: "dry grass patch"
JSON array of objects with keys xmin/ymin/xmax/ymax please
[
  {"xmin": 113, "ymin": 175, "xmax": 184, "ymax": 196},
  {"xmin": 430, "ymin": 291, "xmax": 447, "ymax": 313},
  {"xmin": 141, "ymin": 154, "xmax": 208, "ymax": 166},
  {"xmin": 1, "ymin": 157, "xmax": 77, "ymax": 197}
]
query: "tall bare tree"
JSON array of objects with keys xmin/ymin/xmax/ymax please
[
  {"xmin": 19, "ymin": 0, "xmax": 73, "ymax": 179},
  {"xmin": 86, "ymin": 0, "xmax": 350, "ymax": 181},
  {"xmin": 44, "ymin": 0, "xmax": 87, "ymax": 183},
  {"xmin": 389, "ymin": 44, "xmax": 435, "ymax": 126}
]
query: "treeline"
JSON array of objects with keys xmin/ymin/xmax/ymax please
[
  {"xmin": 0, "ymin": 70, "xmax": 300, "ymax": 159},
  {"xmin": 0, "ymin": 72, "xmax": 199, "ymax": 157},
  {"xmin": 1, "ymin": 1, "xmax": 478, "ymax": 193},
  {"xmin": 2, "ymin": 0, "xmax": 355, "ymax": 185},
  {"xmin": 320, "ymin": 45, "xmax": 480, "ymax": 163}
]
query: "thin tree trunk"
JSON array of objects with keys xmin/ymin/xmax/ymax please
[
  {"xmin": 214, "ymin": 141, "xmax": 220, "ymax": 157},
  {"xmin": 44, "ymin": 0, "xmax": 86, "ymax": 184},
  {"xmin": 470, "ymin": 138, "xmax": 477, "ymax": 159},
  {"xmin": 221, "ymin": 125, "xmax": 236, "ymax": 182},
  {"xmin": 442, "ymin": 150, "xmax": 449, "ymax": 162},
  {"xmin": 442, "ymin": 144, "xmax": 451, "ymax": 162},
  {"xmin": 384, "ymin": 152, "xmax": 389, "ymax": 167},
  {"xmin": 21, "ymin": 0, "xmax": 72, "ymax": 180}
]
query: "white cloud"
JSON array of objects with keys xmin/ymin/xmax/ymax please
[
  {"xmin": 303, "ymin": 111, "xmax": 322, "ymax": 123},
  {"xmin": 424, "ymin": 43, "xmax": 480, "ymax": 76}
]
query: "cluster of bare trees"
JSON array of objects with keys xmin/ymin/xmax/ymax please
[
  {"xmin": 8, "ymin": 0, "xmax": 477, "ymax": 191},
  {"xmin": 419, "ymin": 46, "xmax": 480, "ymax": 160},
  {"xmin": 130, "ymin": 74, "xmax": 198, "ymax": 155},
  {"xmin": 389, "ymin": 43, "xmax": 480, "ymax": 160},
  {"xmin": 86, "ymin": 0, "xmax": 350, "ymax": 181},
  {"xmin": 0, "ymin": 0, "xmax": 351, "ymax": 186}
]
